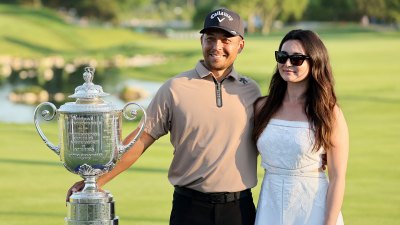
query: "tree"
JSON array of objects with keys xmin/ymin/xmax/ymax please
[
  {"xmin": 227, "ymin": 0, "xmax": 309, "ymax": 35},
  {"xmin": 387, "ymin": 0, "xmax": 400, "ymax": 24},
  {"xmin": 356, "ymin": 0, "xmax": 400, "ymax": 24},
  {"xmin": 221, "ymin": 0, "xmax": 259, "ymax": 33},
  {"xmin": 279, "ymin": 0, "xmax": 309, "ymax": 22},
  {"xmin": 304, "ymin": 0, "xmax": 359, "ymax": 21}
]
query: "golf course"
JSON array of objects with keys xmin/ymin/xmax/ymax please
[{"xmin": 0, "ymin": 4, "xmax": 399, "ymax": 225}]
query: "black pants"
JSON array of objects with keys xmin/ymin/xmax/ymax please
[{"xmin": 170, "ymin": 189, "xmax": 256, "ymax": 225}]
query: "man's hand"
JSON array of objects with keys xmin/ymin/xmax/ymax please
[{"xmin": 66, "ymin": 180, "xmax": 85, "ymax": 202}]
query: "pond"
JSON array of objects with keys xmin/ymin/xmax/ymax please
[{"xmin": 0, "ymin": 79, "xmax": 162, "ymax": 124}]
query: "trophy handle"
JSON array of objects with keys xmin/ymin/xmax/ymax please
[
  {"xmin": 33, "ymin": 102, "xmax": 60, "ymax": 155},
  {"xmin": 118, "ymin": 102, "xmax": 147, "ymax": 158}
]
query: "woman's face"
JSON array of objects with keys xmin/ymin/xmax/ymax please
[{"xmin": 278, "ymin": 40, "xmax": 310, "ymax": 84}]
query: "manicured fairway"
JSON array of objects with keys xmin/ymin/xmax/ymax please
[
  {"xmin": 0, "ymin": 4, "xmax": 399, "ymax": 224},
  {"xmin": 1, "ymin": 31, "xmax": 400, "ymax": 224}
]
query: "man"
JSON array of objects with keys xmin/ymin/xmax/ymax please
[{"xmin": 67, "ymin": 8, "xmax": 261, "ymax": 225}]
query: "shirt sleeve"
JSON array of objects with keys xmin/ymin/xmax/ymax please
[{"xmin": 144, "ymin": 80, "xmax": 172, "ymax": 140}]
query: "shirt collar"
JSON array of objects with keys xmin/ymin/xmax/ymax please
[{"xmin": 195, "ymin": 60, "xmax": 240, "ymax": 81}]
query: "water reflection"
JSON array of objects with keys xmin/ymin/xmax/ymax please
[{"xmin": 0, "ymin": 79, "xmax": 162, "ymax": 124}]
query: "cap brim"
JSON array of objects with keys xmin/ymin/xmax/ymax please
[{"xmin": 199, "ymin": 27, "xmax": 241, "ymax": 38}]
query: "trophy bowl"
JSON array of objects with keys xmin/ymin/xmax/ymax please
[{"xmin": 34, "ymin": 67, "xmax": 146, "ymax": 224}]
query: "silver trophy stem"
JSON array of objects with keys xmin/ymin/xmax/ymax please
[{"xmin": 82, "ymin": 176, "xmax": 97, "ymax": 193}]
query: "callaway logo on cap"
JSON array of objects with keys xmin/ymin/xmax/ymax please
[{"xmin": 200, "ymin": 8, "xmax": 245, "ymax": 38}]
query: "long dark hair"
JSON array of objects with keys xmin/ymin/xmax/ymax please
[{"xmin": 253, "ymin": 29, "xmax": 337, "ymax": 151}]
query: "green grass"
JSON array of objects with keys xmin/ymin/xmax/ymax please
[
  {"xmin": 1, "ymin": 4, "xmax": 400, "ymax": 225},
  {"xmin": 0, "ymin": 4, "xmax": 155, "ymax": 59},
  {"xmin": 0, "ymin": 122, "xmax": 172, "ymax": 225}
]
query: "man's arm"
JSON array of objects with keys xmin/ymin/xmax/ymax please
[
  {"xmin": 66, "ymin": 128, "xmax": 156, "ymax": 201},
  {"xmin": 97, "ymin": 129, "xmax": 156, "ymax": 188}
]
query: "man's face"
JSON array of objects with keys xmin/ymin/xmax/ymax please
[{"xmin": 200, "ymin": 29, "xmax": 244, "ymax": 75}]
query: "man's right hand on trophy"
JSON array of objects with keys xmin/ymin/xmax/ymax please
[
  {"xmin": 66, "ymin": 180, "xmax": 85, "ymax": 202},
  {"xmin": 65, "ymin": 180, "xmax": 104, "ymax": 202}
]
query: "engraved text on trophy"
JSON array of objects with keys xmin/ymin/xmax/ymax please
[{"xmin": 60, "ymin": 113, "xmax": 121, "ymax": 172}]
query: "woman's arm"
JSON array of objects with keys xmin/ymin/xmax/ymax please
[{"xmin": 325, "ymin": 106, "xmax": 349, "ymax": 225}]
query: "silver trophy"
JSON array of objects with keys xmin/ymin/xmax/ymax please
[{"xmin": 34, "ymin": 67, "xmax": 147, "ymax": 224}]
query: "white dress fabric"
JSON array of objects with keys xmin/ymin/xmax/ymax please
[{"xmin": 255, "ymin": 119, "xmax": 344, "ymax": 225}]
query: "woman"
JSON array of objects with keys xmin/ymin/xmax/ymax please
[{"xmin": 253, "ymin": 29, "xmax": 348, "ymax": 225}]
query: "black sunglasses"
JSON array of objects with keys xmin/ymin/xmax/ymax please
[{"xmin": 275, "ymin": 51, "xmax": 310, "ymax": 66}]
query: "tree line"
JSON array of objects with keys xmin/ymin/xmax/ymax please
[{"xmin": 4, "ymin": 0, "xmax": 400, "ymax": 34}]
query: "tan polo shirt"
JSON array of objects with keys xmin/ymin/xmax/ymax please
[{"xmin": 144, "ymin": 61, "xmax": 261, "ymax": 193}]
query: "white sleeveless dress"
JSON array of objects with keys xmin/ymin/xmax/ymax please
[{"xmin": 255, "ymin": 119, "xmax": 344, "ymax": 225}]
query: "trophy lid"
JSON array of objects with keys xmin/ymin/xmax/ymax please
[
  {"xmin": 69, "ymin": 67, "xmax": 109, "ymax": 99},
  {"xmin": 59, "ymin": 67, "xmax": 119, "ymax": 113}
]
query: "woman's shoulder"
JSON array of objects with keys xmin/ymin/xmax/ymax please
[
  {"xmin": 255, "ymin": 96, "xmax": 267, "ymax": 106},
  {"xmin": 327, "ymin": 105, "xmax": 348, "ymax": 139},
  {"xmin": 333, "ymin": 104, "xmax": 345, "ymax": 118},
  {"xmin": 254, "ymin": 96, "xmax": 268, "ymax": 115}
]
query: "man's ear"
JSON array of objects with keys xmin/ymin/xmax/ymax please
[
  {"xmin": 200, "ymin": 34, "xmax": 204, "ymax": 45},
  {"xmin": 238, "ymin": 39, "xmax": 245, "ymax": 53}
]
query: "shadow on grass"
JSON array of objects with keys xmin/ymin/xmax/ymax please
[
  {"xmin": 0, "ymin": 210, "xmax": 168, "ymax": 223},
  {"xmin": 0, "ymin": 158, "xmax": 168, "ymax": 174},
  {"xmin": 0, "ymin": 5, "xmax": 66, "ymax": 25},
  {"xmin": 4, "ymin": 36, "xmax": 57, "ymax": 55},
  {"xmin": 0, "ymin": 210, "xmax": 63, "ymax": 218}
]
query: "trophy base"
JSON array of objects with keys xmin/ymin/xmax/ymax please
[
  {"xmin": 66, "ymin": 191, "xmax": 119, "ymax": 225},
  {"xmin": 65, "ymin": 218, "xmax": 119, "ymax": 225}
]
